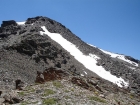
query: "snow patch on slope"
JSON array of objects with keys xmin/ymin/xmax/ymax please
[
  {"xmin": 16, "ymin": 21, "xmax": 26, "ymax": 25},
  {"xmin": 100, "ymin": 49, "xmax": 138, "ymax": 67},
  {"xmin": 40, "ymin": 26, "xmax": 129, "ymax": 87},
  {"xmin": 128, "ymin": 66, "xmax": 136, "ymax": 70},
  {"xmin": 88, "ymin": 43, "xmax": 97, "ymax": 48},
  {"xmin": 82, "ymin": 69, "xmax": 87, "ymax": 75}
]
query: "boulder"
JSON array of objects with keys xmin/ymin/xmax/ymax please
[{"xmin": 15, "ymin": 79, "xmax": 24, "ymax": 90}]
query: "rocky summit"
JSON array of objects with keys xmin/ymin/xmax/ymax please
[{"xmin": 0, "ymin": 16, "xmax": 140, "ymax": 105}]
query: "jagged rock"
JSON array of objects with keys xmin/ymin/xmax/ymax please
[
  {"xmin": 1, "ymin": 90, "xmax": 22, "ymax": 104},
  {"xmin": 96, "ymin": 62, "xmax": 100, "ymax": 66},
  {"xmin": 15, "ymin": 79, "xmax": 24, "ymax": 90},
  {"xmin": 35, "ymin": 71, "xmax": 45, "ymax": 83},
  {"xmin": 3, "ymin": 94, "xmax": 22, "ymax": 104},
  {"xmin": 87, "ymin": 79, "xmax": 98, "ymax": 86},
  {"xmin": 125, "ymin": 56, "xmax": 139, "ymax": 64},
  {"xmin": 1, "ymin": 20, "xmax": 17, "ymax": 27},
  {"xmin": 12, "ymin": 97, "xmax": 22, "ymax": 103},
  {"xmin": 3, "ymin": 94, "xmax": 11, "ymax": 104},
  {"xmin": 36, "ymin": 90, "xmax": 43, "ymax": 94},
  {"xmin": 71, "ymin": 77, "xmax": 90, "ymax": 90},
  {"xmin": 55, "ymin": 62, "xmax": 61, "ymax": 68}
]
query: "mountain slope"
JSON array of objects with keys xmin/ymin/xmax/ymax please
[{"xmin": 0, "ymin": 16, "xmax": 140, "ymax": 104}]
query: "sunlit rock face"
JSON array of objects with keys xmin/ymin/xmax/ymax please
[{"xmin": 0, "ymin": 16, "xmax": 140, "ymax": 95}]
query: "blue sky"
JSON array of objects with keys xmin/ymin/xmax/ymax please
[{"xmin": 0, "ymin": 0, "xmax": 140, "ymax": 60}]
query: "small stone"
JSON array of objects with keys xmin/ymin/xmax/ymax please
[
  {"xmin": 0, "ymin": 98, "xmax": 5, "ymax": 103},
  {"xmin": 130, "ymin": 90, "xmax": 135, "ymax": 94},
  {"xmin": 36, "ymin": 90, "xmax": 43, "ymax": 94},
  {"xmin": 99, "ymin": 94, "xmax": 105, "ymax": 98},
  {"xmin": 12, "ymin": 97, "xmax": 22, "ymax": 103}
]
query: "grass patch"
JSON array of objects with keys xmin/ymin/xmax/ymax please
[
  {"xmin": 28, "ymin": 88, "xmax": 35, "ymax": 92},
  {"xmin": 19, "ymin": 91, "xmax": 25, "ymax": 96},
  {"xmin": 65, "ymin": 90, "xmax": 70, "ymax": 93},
  {"xmin": 94, "ymin": 91, "xmax": 99, "ymax": 96},
  {"xmin": 70, "ymin": 88, "xmax": 74, "ymax": 92},
  {"xmin": 129, "ymin": 93, "xmax": 135, "ymax": 99},
  {"xmin": 31, "ymin": 101, "xmax": 38, "ymax": 104},
  {"xmin": 53, "ymin": 81, "xmax": 63, "ymax": 88},
  {"xmin": 89, "ymin": 96, "xmax": 106, "ymax": 103},
  {"xmin": 24, "ymin": 86, "xmax": 35, "ymax": 93},
  {"xmin": 43, "ymin": 89, "xmax": 55, "ymax": 96},
  {"xmin": 19, "ymin": 87, "xmax": 35, "ymax": 96},
  {"xmin": 43, "ymin": 98, "xmax": 57, "ymax": 105},
  {"xmin": 20, "ymin": 101, "xmax": 29, "ymax": 105}
]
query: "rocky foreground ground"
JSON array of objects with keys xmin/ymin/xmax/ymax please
[{"xmin": 0, "ymin": 75, "xmax": 140, "ymax": 105}]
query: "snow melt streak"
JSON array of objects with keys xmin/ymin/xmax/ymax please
[{"xmin": 40, "ymin": 26, "xmax": 129, "ymax": 87}]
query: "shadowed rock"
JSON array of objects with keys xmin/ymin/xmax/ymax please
[{"xmin": 15, "ymin": 79, "xmax": 24, "ymax": 90}]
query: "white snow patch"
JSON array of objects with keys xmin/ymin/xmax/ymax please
[
  {"xmin": 16, "ymin": 21, "xmax": 26, "ymax": 25},
  {"xmin": 84, "ymin": 71, "xmax": 87, "ymax": 75},
  {"xmin": 88, "ymin": 43, "xmax": 97, "ymax": 48},
  {"xmin": 40, "ymin": 26, "xmax": 129, "ymax": 87},
  {"xmin": 100, "ymin": 49, "xmax": 138, "ymax": 67},
  {"xmin": 81, "ymin": 74, "xmax": 84, "ymax": 76},
  {"xmin": 128, "ymin": 66, "xmax": 136, "ymax": 70}
]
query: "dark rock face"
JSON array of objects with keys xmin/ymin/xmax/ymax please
[
  {"xmin": 15, "ymin": 79, "xmax": 24, "ymax": 90},
  {"xmin": 1, "ymin": 20, "xmax": 17, "ymax": 27},
  {"xmin": 0, "ymin": 16, "xmax": 140, "ymax": 95},
  {"xmin": 0, "ymin": 20, "xmax": 19, "ymax": 38}
]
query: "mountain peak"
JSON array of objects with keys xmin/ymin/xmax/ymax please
[{"xmin": 0, "ymin": 16, "xmax": 140, "ymax": 104}]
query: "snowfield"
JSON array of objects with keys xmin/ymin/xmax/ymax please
[
  {"xmin": 88, "ymin": 43, "xmax": 97, "ymax": 48},
  {"xmin": 16, "ymin": 21, "xmax": 26, "ymax": 25},
  {"xmin": 100, "ymin": 49, "xmax": 138, "ymax": 67},
  {"xmin": 40, "ymin": 26, "xmax": 129, "ymax": 87}
]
